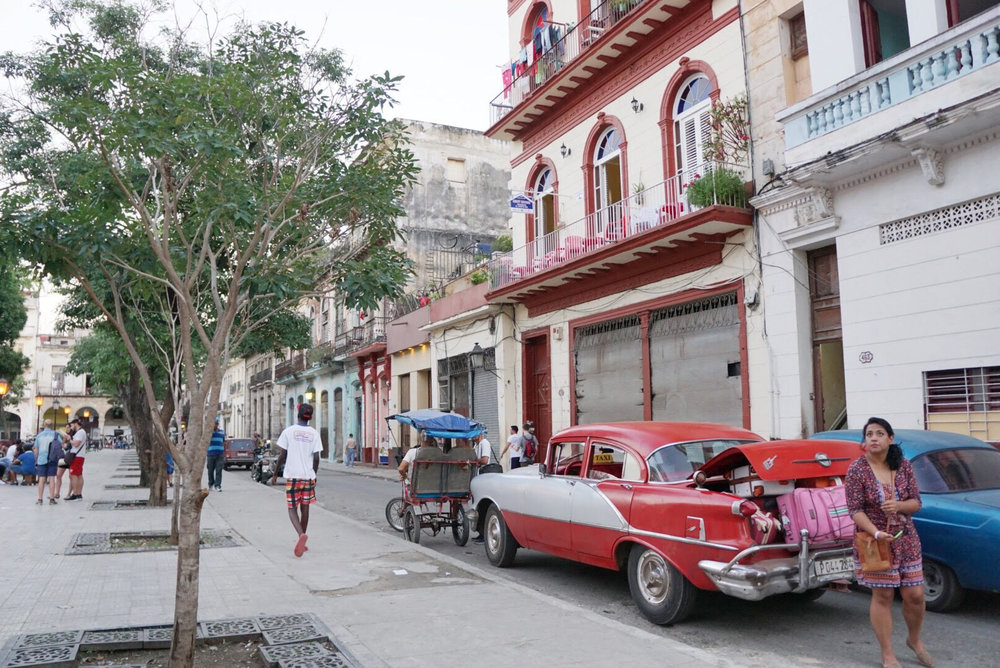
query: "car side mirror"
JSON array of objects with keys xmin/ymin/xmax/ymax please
[{"xmin": 537, "ymin": 463, "xmax": 547, "ymax": 476}]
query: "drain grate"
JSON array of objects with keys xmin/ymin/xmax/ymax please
[{"xmin": 80, "ymin": 628, "xmax": 143, "ymax": 651}]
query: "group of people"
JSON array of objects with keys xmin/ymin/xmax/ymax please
[
  {"xmin": 0, "ymin": 418, "xmax": 88, "ymax": 504},
  {"xmin": 499, "ymin": 422, "xmax": 538, "ymax": 469}
]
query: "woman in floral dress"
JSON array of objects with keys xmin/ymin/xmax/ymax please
[{"xmin": 846, "ymin": 417, "xmax": 934, "ymax": 668}]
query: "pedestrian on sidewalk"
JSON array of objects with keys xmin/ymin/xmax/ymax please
[
  {"xmin": 272, "ymin": 403, "xmax": 322, "ymax": 557},
  {"xmin": 65, "ymin": 419, "xmax": 88, "ymax": 501},
  {"xmin": 846, "ymin": 416, "xmax": 934, "ymax": 668},
  {"xmin": 33, "ymin": 420, "xmax": 62, "ymax": 504},
  {"xmin": 207, "ymin": 418, "xmax": 225, "ymax": 492},
  {"xmin": 500, "ymin": 424, "xmax": 524, "ymax": 470},
  {"xmin": 344, "ymin": 433, "xmax": 357, "ymax": 467}
]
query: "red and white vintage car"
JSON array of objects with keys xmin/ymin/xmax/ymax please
[{"xmin": 470, "ymin": 422, "xmax": 858, "ymax": 625}]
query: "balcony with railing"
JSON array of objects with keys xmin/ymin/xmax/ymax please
[
  {"xmin": 485, "ymin": 162, "xmax": 751, "ymax": 305},
  {"xmin": 489, "ymin": 0, "xmax": 695, "ymax": 137},
  {"xmin": 274, "ymin": 354, "xmax": 306, "ymax": 382},
  {"xmin": 779, "ymin": 6, "xmax": 1000, "ymax": 156},
  {"xmin": 249, "ymin": 367, "xmax": 272, "ymax": 387}
]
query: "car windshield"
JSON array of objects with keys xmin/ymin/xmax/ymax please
[
  {"xmin": 647, "ymin": 439, "xmax": 756, "ymax": 482},
  {"xmin": 911, "ymin": 448, "xmax": 1000, "ymax": 492}
]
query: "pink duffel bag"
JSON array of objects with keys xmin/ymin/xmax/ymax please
[{"xmin": 778, "ymin": 485, "xmax": 855, "ymax": 544}]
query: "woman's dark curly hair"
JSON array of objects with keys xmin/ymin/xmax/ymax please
[{"xmin": 863, "ymin": 416, "xmax": 903, "ymax": 470}]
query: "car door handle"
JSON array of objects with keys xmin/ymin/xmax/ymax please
[{"xmin": 620, "ymin": 484, "xmax": 632, "ymax": 490}]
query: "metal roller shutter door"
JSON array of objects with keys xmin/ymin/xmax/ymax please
[
  {"xmin": 574, "ymin": 315, "xmax": 644, "ymax": 424},
  {"xmin": 649, "ymin": 293, "xmax": 742, "ymax": 426}
]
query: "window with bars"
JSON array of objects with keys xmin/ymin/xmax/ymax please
[
  {"xmin": 924, "ymin": 367, "xmax": 1000, "ymax": 444},
  {"xmin": 925, "ymin": 367, "xmax": 1000, "ymax": 413}
]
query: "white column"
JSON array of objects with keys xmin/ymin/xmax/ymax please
[
  {"xmin": 907, "ymin": 0, "xmax": 949, "ymax": 45},
  {"xmin": 803, "ymin": 0, "xmax": 867, "ymax": 92}
]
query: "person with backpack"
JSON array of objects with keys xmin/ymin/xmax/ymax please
[{"xmin": 521, "ymin": 423, "xmax": 538, "ymax": 465}]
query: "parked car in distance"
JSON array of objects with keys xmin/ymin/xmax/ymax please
[
  {"xmin": 223, "ymin": 438, "xmax": 256, "ymax": 470},
  {"xmin": 471, "ymin": 421, "xmax": 860, "ymax": 625},
  {"xmin": 812, "ymin": 428, "xmax": 1000, "ymax": 612}
]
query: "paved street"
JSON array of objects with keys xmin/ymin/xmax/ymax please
[{"xmin": 314, "ymin": 463, "xmax": 1000, "ymax": 668}]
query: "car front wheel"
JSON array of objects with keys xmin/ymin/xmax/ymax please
[
  {"xmin": 484, "ymin": 505, "xmax": 517, "ymax": 567},
  {"xmin": 923, "ymin": 559, "xmax": 965, "ymax": 612},
  {"xmin": 627, "ymin": 544, "xmax": 697, "ymax": 625}
]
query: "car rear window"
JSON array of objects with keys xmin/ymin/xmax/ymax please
[
  {"xmin": 227, "ymin": 440, "xmax": 254, "ymax": 449},
  {"xmin": 647, "ymin": 439, "xmax": 757, "ymax": 483},
  {"xmin": 911, "ymin": 448, "xmax": 1000, "ymax": 492}
]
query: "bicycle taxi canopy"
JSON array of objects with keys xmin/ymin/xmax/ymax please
[{"xmin": 386, "ymin": 409, "xmax": 484, "ymax": 439}]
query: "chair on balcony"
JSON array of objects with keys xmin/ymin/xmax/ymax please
[
  {"xmin": 660, "ymin": 202, "xmax": 685, "ymax": 223},
  {"xmin": 564, "ymin": 235, "xmax": 585, "ymax": 259}
]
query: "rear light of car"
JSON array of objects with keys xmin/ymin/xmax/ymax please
[{"xmin": 731, "ymin": 500, "xmax": 758, "ymax": 517}]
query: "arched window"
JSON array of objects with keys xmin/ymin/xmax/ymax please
[
  {"xmin": 533, "ymin": 168, "xmax": 556, "ymax": 240},
  {"xmin": 674, "ymin": 75, "xmax": 713, "ymax": 186},
  {"xmin": 593, "ymin": 127, "xmax": 624, "ymax": 230}
]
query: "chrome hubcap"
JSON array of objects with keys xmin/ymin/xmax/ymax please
[
  {"xmin": 637, "ymin": 550, "xmax": 668, "ymax": 604},
  {"xmin": 487, "ymin": 515, "xmax": 501, "ymax": 552}
]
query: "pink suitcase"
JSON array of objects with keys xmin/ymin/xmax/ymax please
[{"xmin": 778, "ymin": 486, "xmax": 855, "ymax": 544}]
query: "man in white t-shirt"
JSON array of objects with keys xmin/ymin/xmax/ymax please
[
  {"xmin": 500, "ymin": 424, "xmax": 525, "ymax": 470},
  {"xmin": 66, "ymin": 418, "xmax": 88, "ymax": 501},
  {"xmin": 272, "ymin": 403, "xmax": 323, "ymax": 557}
]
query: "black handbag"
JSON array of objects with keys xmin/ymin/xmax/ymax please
[
  {"xmin": 478, "ymin": 463, "xmax": 503, "ymax": 474},
  {"xmin": 60, "ymin": 448, "xmax": 77, "ymax": 468}
]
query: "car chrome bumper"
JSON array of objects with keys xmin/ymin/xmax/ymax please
[{"xmin": 698, "ymin": 531, "xmax": 854, "ymax": 601}]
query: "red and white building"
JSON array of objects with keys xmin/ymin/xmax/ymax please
[{"xmin": 482, "ymin": 0, "xmax": 761, "ymax": 455}]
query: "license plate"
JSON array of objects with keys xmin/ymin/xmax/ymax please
[{"xmin": 814, "ymin": 556, "xmax": 853, "ymax": 577}]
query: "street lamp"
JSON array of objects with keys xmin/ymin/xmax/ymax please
[
  {"xmin": 64, "ymin": 405, "xmax": 72, "ymax": 431},
  {"xmin": 469, "ymin": 344, "xmax": 485, "ymax": 371},
  {"xmin": 304, "ymin": 390, "xmax": 314, "ymax": 403},
  {"xmin": 35, "ymin": 396, "xmax": 43, "ymax": 432},
  {"xmin": 52, "ymin": 399, "xmax": 61, "ymax": 430}
]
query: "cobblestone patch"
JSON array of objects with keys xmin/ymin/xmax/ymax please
[
  {"xmin": 66, "ymin": 530, "xmax": 240, "ymax": 555},
  {"xmin": 1, "ymin": 614, "xmax": 356, "ymax": 668}
]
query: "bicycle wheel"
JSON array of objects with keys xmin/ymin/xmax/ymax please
[{"xmin": 385, "ymin": 497, "xmax": 405, "ymax": 532}]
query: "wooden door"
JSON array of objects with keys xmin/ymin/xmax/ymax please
[{"xmin": 523, "ymin": 333, "xmax": 552, "ymax": 460}]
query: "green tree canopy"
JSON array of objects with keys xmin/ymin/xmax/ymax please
[{"xmin": 0, "ymin": 1, "xmax": 417, "ymax": 662}]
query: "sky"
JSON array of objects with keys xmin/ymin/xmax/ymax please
[{"xmin": 0, "ymin": 0, "xmax": 509, "ymax": 132}]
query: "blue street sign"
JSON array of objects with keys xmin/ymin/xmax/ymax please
[{"xmin": 510, "ymin": 194, "xmax": 533, "ymax": 212}]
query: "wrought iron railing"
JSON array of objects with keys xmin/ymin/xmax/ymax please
[
  {"xmin": 274, "ymin": 354, "xmax": 306, "ymax": 381},
  {"xmin": 249, "ymin": 368, "xmax": 272, "ymax": 387},
  {"xmin": 485, "ymin": 162, "xmax": 749, "ymax": 290},
  {"xmin": 490, "ymin": 0, "xmax": 646, "ymax": 125}
]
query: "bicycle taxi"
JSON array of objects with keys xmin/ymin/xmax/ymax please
[{"xmin": 384, "ymin": 409, "xmax": 482, "ymax": 545}]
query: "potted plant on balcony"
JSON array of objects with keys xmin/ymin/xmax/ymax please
[{"xmin": 684, "ymin": 168, "xmax": 748, "ymax": 208}]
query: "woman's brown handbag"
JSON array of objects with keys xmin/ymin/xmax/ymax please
[
  {"xmin": 855, "ymin": 529, "xmax": 891, "ymax": 572},
  {"xmin": 856, "ymin": 471, "xmax": 895, "ymax": 572}
]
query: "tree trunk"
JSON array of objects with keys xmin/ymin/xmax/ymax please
[{"xmin": 169, "ymin": 465, "xmax": 208, "ymax": 667}]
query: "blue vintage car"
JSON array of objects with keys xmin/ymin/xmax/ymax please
[{"xmin": 812, "ymin": 429, "xmax": 1000, "ymax": 611}]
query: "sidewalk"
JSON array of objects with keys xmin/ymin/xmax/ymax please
[{"xmin": 0, "ymin": 450, "xmax": 762, "ymax": 667}]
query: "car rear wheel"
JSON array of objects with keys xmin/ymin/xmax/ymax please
[
  {"xmin": 484, "ymin": 504, "xmax": 517, "ymax": 567},
  {"xmin": 627, "ymin": 544, "xmax": 697, "ymax": 625},
  {"xmin": 923, "ymin": 559, "xmax": 965, "ymax": 612},
  {"xmin": 403, "ymin": 506, "xmax": 421, "ymax": 544}
]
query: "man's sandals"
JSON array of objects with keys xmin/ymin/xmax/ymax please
[{"xmin": 294, "ymin": 534, "xmax": 309, "ymax": 557}]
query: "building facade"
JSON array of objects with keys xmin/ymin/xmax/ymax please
[
  {"xmin": 275, "ymin": 120, "xmax": 512, "ymax": 464},
  {"xmin": 746, "ymin": 0, "xmax": 1000, "ymax": 442},
  {"xmin": 482, "ymin": 0, "xmax": 761, "ymax": 457}
]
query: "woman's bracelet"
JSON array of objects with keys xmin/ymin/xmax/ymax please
[{"xmin": 873, "ymin": 530, "xmax": 882, "ymax": 540}]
